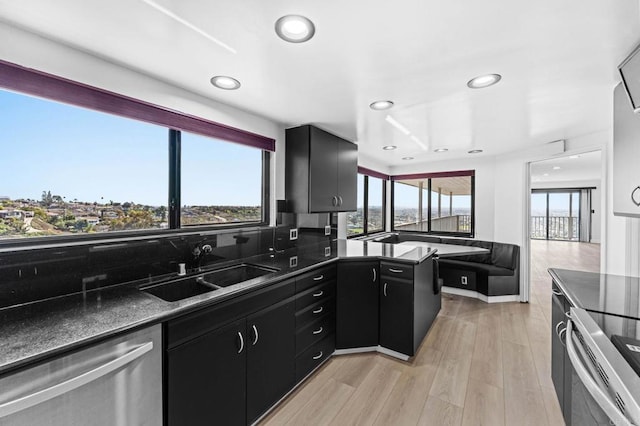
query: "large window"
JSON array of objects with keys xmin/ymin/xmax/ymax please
[
  {"xmin": 392, "ymin": 171, "xmax": 474, "ymax": 236},
  {"xmin": 181, "ymin": 132, "xmax": 264, "ymax": 226},
  {"xmin": 0, "ymin": 77, "xmax": 269, "ymax": 241},
  {"xmin": 347, "ymin": 170, "xmax": 387, "ymax": 237},
  {"xmin": 530, "ymin": 189, "xmax": 581, "ymax": 241}
]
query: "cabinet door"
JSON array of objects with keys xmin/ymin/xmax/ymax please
[
  {"xmin": 379, "ymin": 278, "xmax": 414, "ymax": 356},
  {"xmin": 336, "ymin": 137, "xmax": 358, "ymax": 211},
  {"xmin": 614, "ymin": 83, "xmax": 640, "ymax": 217},
  {"xmin": 309, "ymin": 126, "xmax": 338, "ymax": 212},
  {"xmin": 336, "ymin": 261, "xmax": 379, "ymax": 348},
  {"xmin": 167, "ymin": 319, "xmax": 247, "ymax": 426},
  {"xmin": 246, "ymin": 298, "xmax": 296, "ymax": 423}
]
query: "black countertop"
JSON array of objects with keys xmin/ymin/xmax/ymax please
[
  {"xmin": 548, "ymin": 268, "xmax": 640, "ymax": 320},
  {"xmin": 0, "ymin": 239, "xmax": 436, "ymax": 376}
]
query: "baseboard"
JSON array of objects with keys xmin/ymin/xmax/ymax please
[
  {"xmin": 441, "ymin": 286, "xmax": 519, "ymax": 303},
  {"xmin": 334, "ymin": 346, "xmax": 378, "ymax": 355},
  {"xmin": 376, "ymin": 346, "xmax": 410, "ymax": 361},
  {"xmin": 334, "ymin": 345, "xmax": 410, "ymax": 361}
]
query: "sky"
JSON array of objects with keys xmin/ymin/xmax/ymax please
[
  {"xmin": 0, "ymin": 89, "xmax": 262, "ymax": 207},
  {"xmin": 531, "ymin": 192, "xmax": 580, "ymax": 216},
  {"xmin": 394, "ymin": 182, "xmax": 471, "ymax": 210}
]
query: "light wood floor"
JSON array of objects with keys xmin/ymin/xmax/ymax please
[{"xmin": 260, "ymin": 240, "xmax": 601, "ymax": 426}]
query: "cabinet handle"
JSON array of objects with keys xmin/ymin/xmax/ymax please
[
  {"xmin": 313, "ymin": 275, "xmax": 324, "ymax": 281},
  {"xmin": 313, "ymin": 327, "xmax": 324, "ymax": 335},
  {"xmin": 551, "ymin": 289, "xmax": 563, "ymax": 296},
  {"xmin": 313, "ymin": 290, "xmax": 324, "ymax": 297},
  {"xmin": 313, "ymin": 351, "xmax": 323, "ymax": 360},
  {"xmin": 559, "ymin": 328, "xmax": 567, "ymax": 347},
  {"xmin": 332, "ymin": 196, "xmax": 338, "ymax": 206},
  {"xmin": 372, "ymin": 268, "xmax": 376, "ymax": 282},
  {"xmin": 237, "ymin": 332, "xmax": 244, "ymax": 354},
  {"xmin": 555, "ymin": 321, "xmax": 565, "ymax": 336},
  {"xmin": 313, "ymin": 306, "xmax": 324, "ymax": 314},
  {"xmin": 632, "ymin": 186, "xmax": 640, "ymax": 207},
  {"xmin": 383, "ymin": 282, "xmax": 388, "ymax": 297},
  {"xmin": 388, "ymin": 268, "xmax": 403, "ymax": 274},
  {"xmin": 251, "ymin": 325, "xmax": 259, "ymax": 346},
  {"xmin": 338, "ymin": 196, "xmax": 343, "ymax": 206}
]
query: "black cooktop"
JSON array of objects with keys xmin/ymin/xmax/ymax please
[{"xmin": 549, "ymin": 268, "xmax": 640, "ymax": 320}]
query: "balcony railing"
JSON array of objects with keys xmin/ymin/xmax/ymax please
[
  {"xmin": 395, "ymin": 215, "xmax": 471, "ymax": 233},
  {"xmin": 530, "ymin": 215, "xmax": 579, "ymax": 241}
]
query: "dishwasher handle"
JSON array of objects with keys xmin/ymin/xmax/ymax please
[{"xmin": 0, "ymin": 341, "xmax": 154, "ymax": 418}]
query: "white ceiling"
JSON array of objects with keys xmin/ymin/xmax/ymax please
[
  {"xmin": 0, "ymin": 0, "xmax": 639, "ymax": 167},
  {"xmin": 530, "ymin": 150, "xmax": 602, "ymax": 184}
]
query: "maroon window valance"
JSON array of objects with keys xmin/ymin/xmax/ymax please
[
  {"xmin": 358, "ymin": 166, "xmax": 390, "ymax": 180},
  {"xmin": 392, "ymin": 169, "xmax": 475, "ymax": 181},
  {"xmin": 0, "ymin": 60, "xmax": 275, "ymax": 151}
]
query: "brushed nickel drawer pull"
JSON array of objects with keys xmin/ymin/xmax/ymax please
[
  {"xmin": 383, "ymin": 283, "xmax": 388, "ymax": 297},
  {"xmin": 251, "ymin": 325, "xmax": 259, "ymax": 346},
  {"xmin": 313, "ymin": 275, "xmax": 324, "ymax": 281},
  {"xmin": 313, "ymin": 307, "xmax": 324, "ymax": 314},
  {"xmin": 372, "ymin": 268, "xmax": 376, "ymax": 282},
  {"xmin": 237, "ymin": 332, "xmax": 244, "ymax": 354},
  {"xmin": 551, "ymin": 289, "xmax": 563, "ymax": 296},
  {"xmin": 313, "ymin": 327, "xmax": 323, "ymax": 335},
  {"xmin": 313, "ymin": 291, "xmax": 324, "ymax": 297},
  {"xmin": 313, "ymin": 351, "xmax": 323, "ymax": 360},
  {"xmin": 388, "ymin": 268, "xmax": 403, "ymax": 273}
]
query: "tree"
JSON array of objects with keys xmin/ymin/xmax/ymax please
[{"xmin": 41, "ymin": 190, "xmax": 53, "ymax": 206}]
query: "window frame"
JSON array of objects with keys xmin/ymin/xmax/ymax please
[
  {"xmin": 347, "ymin": 167, "xmax": 388, "ymax": 238},
  {"xmin": 391, "ymin": 170, "xmax": 475, "ymax": 238},
  {"xmin": 0, "ymin": 60, "xmax": 272, "ymax": 248}
]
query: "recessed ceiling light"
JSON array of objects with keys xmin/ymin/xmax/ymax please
[
  {"xmin": 434, "ymin": 148, "xmax": 448, "ymax": 153},
  {"xmin": 402, "ymin": 157, "xmax": 414, "ymax": 160},
  {"xmin": 553, "ymin": 166, "xmax": 561, "ymax": 170},
  {"xmin": 210, "ymin": 75, "xmax": 241, "ymax": 90},
  {"xmin": 275, "ymin": 15, "xmax": 315, "ymax": 43},
  {"xmin": 383, "ymin": 145, "xmax": 397, "ymax": 151},
  {"xmin": 369, "ymin": 100, "xmax": 394, "ymax": 110},
  {"xmin": 569, "ymin": 155, "xmax": 580, "ymax": 159},
  {"xmin": 468, "ymin": 149, "xmax": 483, "ymax": 154},
  {"xmin": 467, "ymin": 74, "xmax": 502, "ymax": 89}
]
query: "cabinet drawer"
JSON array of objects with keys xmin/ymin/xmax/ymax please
[
  {"xmin": 296, "ymin": 265, "xmax": 337, "ymax": 293},
  {"xmin": 296, "ymin": 297, "xmax": 335, "ymax": 330},
  {"xmin": 295, "ymin": 280, "xmax": 336, "ymax": 311},
  {"xmin": 295, "ymin": 333, "xmax": 335, "ymax": 382},
  {"xmin": 296, "ymin": 314, "xmax": 335, "ymax": 355},
  {"xmin": 380, "ymin": 262, "xmax": 413, "ymax": 280}
]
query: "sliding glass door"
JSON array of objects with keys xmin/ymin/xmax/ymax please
[{"xmin": 530, "ymin": 190, "xmax": 581, "ymax": 241}]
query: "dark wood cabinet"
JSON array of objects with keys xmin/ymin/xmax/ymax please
[
  {"xmin": 246, "ymin": 299, "xmax": 295, "ymax": 424},
  {"xmin": 166, "ymin": 278, "xmax": 295, "ymax": 426},
  {"xmin": 378, "ymin": 259, "xmax": 440, "ymax": 357},
  {"xmin": 285, "ymin": 124, "xmax": 358, "ymax": 213},
  {"xmin": 167, "ymin": 319, "xmax": 247, "ymax": 426},
  {"xmin": 336, "ymin": 260, "xmax": 379, "ymax": 349},
  {"xmin": 551, "ymin": 281, "xmax": 572, "ymax": 425}
]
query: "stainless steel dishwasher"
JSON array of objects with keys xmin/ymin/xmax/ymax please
[{"xmin": 0, "ymin": 324, "xmax": 162, "ymax": 426}]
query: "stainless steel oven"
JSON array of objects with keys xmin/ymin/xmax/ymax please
[{"xmin": 566, "ymin": 308, "xmax": 640, "ymax": 425}]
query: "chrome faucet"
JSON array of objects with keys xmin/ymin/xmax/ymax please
[{"xmin": 192, "ymin": 243, "xmax": 213, "ymax": 270}]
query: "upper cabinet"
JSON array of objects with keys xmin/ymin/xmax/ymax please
[
  {"xmin": 285, "ymin": 125, "xmax": 357, "ymax": 213},
  {"xmin": 614, "ymin": 83, "xmax": 640, "ymax": 217}
]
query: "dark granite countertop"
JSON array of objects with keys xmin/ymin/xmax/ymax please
[
  {"xmin": 548, "ymin": 268, "xmax": 640, "ymax": 320},
  {"xmin": 0, "ymin": 239, "xmax": 436, "ymax": 376}
]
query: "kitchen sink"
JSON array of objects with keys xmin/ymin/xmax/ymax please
[
  {"xmin": 200, "ymin": 263, "xmax": 279, "ymax": 288},
  {"xmin": 141, "ymin": 263, "xmax": 279, "ymax": 302}
]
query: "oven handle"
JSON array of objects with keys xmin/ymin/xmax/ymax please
[
  {"xmin": 0, "ymin": 341, "xmax": 154, "ymax": 418},
  {"xmin": 565, "ymin": 320, "xmax": 632, "ymax": 426}
]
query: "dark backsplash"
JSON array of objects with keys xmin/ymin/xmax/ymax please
[{"xmin": 0, "ymin": 210, "xmax": 337, "ymax": 309}]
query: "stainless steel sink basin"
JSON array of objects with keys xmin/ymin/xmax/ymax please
[{"xmin": 141, "ymin": 263, "xmax": 279, "ymax": 302}]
